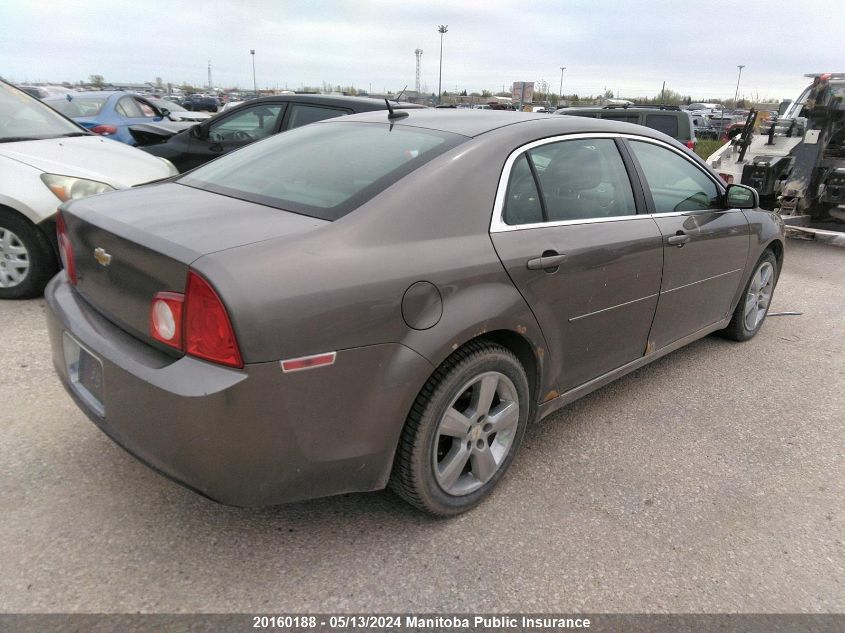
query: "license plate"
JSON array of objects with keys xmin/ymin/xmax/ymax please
[{"xmin": 62, "ymin": 332, "xmax": 105, "ymax": 416}]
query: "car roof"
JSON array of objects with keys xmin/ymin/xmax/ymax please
[
  {"xmin": 243, "ymin": 94, "xmax": 427, "ymax": 111},
  {"xmin": 325, "ymin": 109, "xmax": 678, "ymax": 141},
  {"xmin": 44, "ymin": 91, "xmax": 122, "ymax": 100}
]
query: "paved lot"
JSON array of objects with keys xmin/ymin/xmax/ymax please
[{"xmin": 1, "ymin": 240, "xmax": 843, "ymax": 613}]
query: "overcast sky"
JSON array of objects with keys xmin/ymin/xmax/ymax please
[{"xmin": 2, "ymin": 0, "xmax": 842, "ymax": 100}]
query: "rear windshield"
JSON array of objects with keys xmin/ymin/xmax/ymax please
[
  {"xmin": 45, "ymin": 96, "xmax": 107, "ymax": 118},
  {"xmin": 645, "ymin": 114, "xmax": 680, "ymax": 138},
  {"xmin": 179, "ymin": 121, "xmax": 465, "ymax": 221}
]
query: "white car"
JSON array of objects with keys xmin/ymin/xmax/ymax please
[{"xmin": 0, "ymin": 81, "xmax": 177, "ymax": 298}]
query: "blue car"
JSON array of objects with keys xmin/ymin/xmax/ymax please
[{"xmin": 43, "ymin": 91, "xmax": 194, "ymax": 145}]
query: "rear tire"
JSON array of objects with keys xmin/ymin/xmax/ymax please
[
  {"xmin": 390, "ymin": 340, "xmax": 530, "ymax": 516},
  {"xmin": 721, "ymin": 250, "xmax": 778, "ymax": 341},
  {"xmin": 0, "ymin": 209, "xmax": 58, "ymax": 300}
]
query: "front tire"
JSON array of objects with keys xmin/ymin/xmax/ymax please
[
  {"xmin": 0, "ymin": 209, "xmax": 58, "ymax": 300},
  {"xmin": 390, "ymin": 340, "xmax": 530, "ymax": 516},
  {"xmin": 721, "ymin": 249, "xmax": 778, "ymax": 341}
]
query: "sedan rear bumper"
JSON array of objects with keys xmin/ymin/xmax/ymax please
[{"xmin": 45, "ymin": 274, "xmax": 433, "ymax": 506}]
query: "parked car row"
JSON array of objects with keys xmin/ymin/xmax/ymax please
[{"xmin": 0, "ymin": 80, "xmax": 177, "ymax": 298}]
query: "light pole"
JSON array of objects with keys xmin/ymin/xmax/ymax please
[
  {"xmin": 558, "ymin": 66, "xmax": 566, "ymax": 107},
  {"xmin": 734, "ymin": 64, "xmax": 745, "ymax": 107},
  {"xmin": 250, "ymin": 49, "xmax": 257, "ymax": 96},
  {"xmin": 437, "ymin": 25, "xmax": 448, "ymax": 104}
]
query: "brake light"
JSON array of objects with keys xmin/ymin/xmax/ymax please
[
  {"xmin": 148, "ymin": 271, "xmax": 243, "ymax": 367},
  {"xmin": 685, "ymin": 140, "xmax": 696, "ymax": 150},
  {"xmin": 184, "ymin": 271, "xmax": 243, "ymax": 368},
  {"xmin": 150, "ymin": 292, "xmax": 184, "ymax": 349},
  {"xmin": 718, "ymin": 172, "xmax": 735, "ymax": 184},
  {"xmin": 55, "ymin": 211, "xmax": 77, "ymax": 285},
  {"xmin": 90, "ymin": 124, "xmax": 118, "ymax": 135}
]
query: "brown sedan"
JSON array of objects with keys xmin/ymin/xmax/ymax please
[{"xmin": 45, "ymin": 110, "xmax": 784, "ymax": 515}]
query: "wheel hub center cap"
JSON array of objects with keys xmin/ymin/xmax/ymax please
[{"xmin": 468, "ymin": 426, "xmax": 482, "ymax": 441}]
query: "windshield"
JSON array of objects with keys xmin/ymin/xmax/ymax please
[
  {"xmin": 179, "ymin": 121, "xmax": 466, "ymax": 221},
  {"xmin": 782, "ymin": 85, "xmax": 813, "ymax": 120},
  {"xmin": 0, "ymin": 81, "xmax": 87, "ymax": 141}
]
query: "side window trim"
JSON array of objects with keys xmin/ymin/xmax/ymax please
[
  {"xmin": 491, "ymin": 132, "xmax": 728, "ymax": 233},
  {"xmin": 614, "ymin": 138, "xmax": 649, "ymax": 214},
  {"xmin": 523, "ymin": 152, "xmax": 549, "ymax": 223},
  {"xmin": 621, "ymin": 137, "xmax": 726, "ymax": 216}
]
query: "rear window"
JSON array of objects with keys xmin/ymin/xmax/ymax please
[
  {"xmin": 45, "ymin": 96, "xmax": 107, "ymax": 117},
  {"xmin": 645, "ymin": 114, "xmax": 680, "ymax": 138},
  {"xmin": 179, "ymin": 121, "xmax": 465, "ymax": 221}
]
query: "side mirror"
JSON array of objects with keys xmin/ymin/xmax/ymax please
[
  {"xmin": 159, "ymin": 107, "xmax": 171, "ymax": 118},
  {"xmin": 725, "ymin": 183, "xmax": 758, "ymax": 209},
  {"xmin": 190, "ymin": 124, "xmax": 207, "ymax": 140}
]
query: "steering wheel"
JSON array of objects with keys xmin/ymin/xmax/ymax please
[{"xmin": 232, "ymin": 130, "xmax": 254, "ymax": 142}]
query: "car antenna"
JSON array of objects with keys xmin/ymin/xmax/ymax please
[
  {"xmin": 384, "ymin": 98, "xmax": 408, "ymax": 120},
  {"xmin": 394, "ymin": 85, "xmax": 408, "ymax": 103}
]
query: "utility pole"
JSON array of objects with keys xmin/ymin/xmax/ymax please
[
  {"xmin": 207, "ymin": 60, "xmax": 212, "ymax": 92},
  {"xmin": 414, "ymin": 49, "xmax": 423, "ymax": 95},
  {"xmin": 250, "ymin": 50, "xmax": 256, "ymax": 95},
  {"xmin": 437, "ymin": 25, "xmax": 448, "ymax": 104},
  {"xmin": 734, "ymin": 64, "xmax": 745, "ymax": 106},
  {"xmin": 660, "ymin": 81, "xmax": 665, "ymax": 103},
  {"xmin": 558, "ymin": 66, "xmax": 566, "ymax": 106}
]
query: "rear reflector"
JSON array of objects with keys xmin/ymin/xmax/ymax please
[
  {"xmin": 55, "ymin": 211, "xmax": 77, "ymax": 285},
  {"xmin": 281, "ymin": 352, "xmax": 337, "ymax": 373},
  {"xmin": 184, "ymin": 271, "xmax": 243, "ymax": 368},
  {"xmin": 150, "ymin": 291, "xmax": 184, "ymax": 349}
]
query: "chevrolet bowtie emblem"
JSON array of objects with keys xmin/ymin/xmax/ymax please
[{"xmin": 94, "ymin": 247, "xmax": 112, "ymax": 267}]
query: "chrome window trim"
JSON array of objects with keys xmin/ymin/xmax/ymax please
[{"xmin": 490, "ymin": 132, "xmax": 727, "ymax": 233}]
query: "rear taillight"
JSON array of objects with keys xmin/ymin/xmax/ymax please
[
  {"xmin": 55, "ymin": 211, "xmax": 77, "ymax": 285},
  {"xmin": 184, "ymin": 271, "xmax": 243, "ymax": 368},
  {"xmin": 718, "ymin": 172, "xmax": 735, "ymax": 184},
  {"xmin": 90, "ymin": 124, "xmax": 118, "ymax": 135},
  {"xmin": 150, "ymin": 292, "xmax": 184, "ymax": 349},
  {"xmin": 149, "ymin": 271, "xmax": 242, "ymax": 368},
  {"xmin": 685, "ymin": 140, "xmax": 696, "ymax": 150}
]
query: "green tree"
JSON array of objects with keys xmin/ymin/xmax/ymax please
[{"xmin": 89, "ymin": 74, "xmax": 104, "ymax": 89}]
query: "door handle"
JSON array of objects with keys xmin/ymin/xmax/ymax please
[
  {"xmin": 527, "ymin": 252, "xmax": 567, "ymax": 271},
  {"xmin": 667, "ymin": 232, "xmax": 691, "ymax": 247}
]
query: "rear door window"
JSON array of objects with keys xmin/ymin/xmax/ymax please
[
  {"xmin": 116, "ymin": 96, "xmax": 145, "ymax": 118},
  {"xmin": 645, "ymin": 114, "xmax": 680, "ymax": 137},
  {"xmin": 286, "ymin": 104, "xmax": 350, "ymax": 130},
  {"xmin": 520, "ymin": 138, "xmax": 637, "ymax": 222}
]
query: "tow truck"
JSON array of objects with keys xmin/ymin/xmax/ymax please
[{"xmin": 706, "ymin": 73, "xmax": 845, "ymax": 227}]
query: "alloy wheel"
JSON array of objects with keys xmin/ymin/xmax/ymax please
[
  {"xmin": 433, "ymin": 371, "xmax": 520, "ymax": 496},
  {"xmin": 743, "ymin": 261, "xmax": 774, "ymax": 331}
]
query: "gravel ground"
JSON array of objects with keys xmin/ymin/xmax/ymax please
[{"xmin": 0, "ymin": 239, "xmax": 842, "ymax": 613}]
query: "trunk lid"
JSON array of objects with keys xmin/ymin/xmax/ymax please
[{"xmin": 63, "ymin": 182, "xmax": 328, "ymax": 348}]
